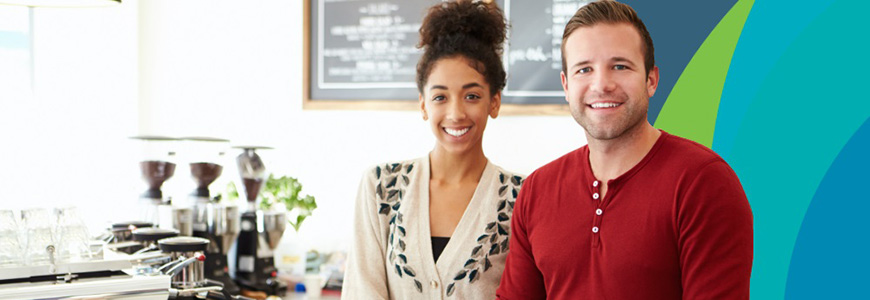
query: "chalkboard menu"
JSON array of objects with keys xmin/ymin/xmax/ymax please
[{"xmin": 304, "ymin": 0, "xmax": 593, "ymax": 113}]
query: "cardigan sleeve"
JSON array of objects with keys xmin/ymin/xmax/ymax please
[
  {"xmin": 677, "ymin": 160, "xmax": 753, "ymax": 300},
  {"xmin": 496, "ymin": 171, "xmax": 546, "ymax": 300},
  {"xmin": 341, "ymin": 171, "xmax": 390, "ymax": 300}
]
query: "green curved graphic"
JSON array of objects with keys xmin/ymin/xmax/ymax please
[{"xmin": 654, "ymin": 0, "xmax": 754, "ymax": 147}]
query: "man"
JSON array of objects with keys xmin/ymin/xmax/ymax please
[{"xmin": 496, "ymin": 1, "xmax": 753, "ymax": 299}]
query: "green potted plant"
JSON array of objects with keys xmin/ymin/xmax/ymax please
[{"xmin": 223, "ymin": 174, "xmax": 317, "ymax": 232}]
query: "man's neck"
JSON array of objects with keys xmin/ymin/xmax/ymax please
[{"xmin": 587, "ymin": 122, "xmax": 661, "ymax": 182}]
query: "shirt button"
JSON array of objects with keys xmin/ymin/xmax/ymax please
[
  {"xmin": 430, "ymin": 280, "xmax": 438, "ymax": 289},
  {"xmin": 596, "ymin": 208, "xmax": 603, "ymax": 215},
  {"xmin": 593, "ymin": 180, "xmax": 599, "ymax": 187},
  {"xmin": 592, "ymin": 193, "xmax": 600, "ymax": 200},
  {"xmin": 592, "ymin": 226, "xmax": 599, "ymax": 233}
]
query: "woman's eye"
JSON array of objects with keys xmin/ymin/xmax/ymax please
[
  {"xmin": 433, "ymin": 95, "xmax": 445, "ymax": 101},
  {"xmin": 465, "ymin": 94, "xmax": 481, "ymax": 100}
]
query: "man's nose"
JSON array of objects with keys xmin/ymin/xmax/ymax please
[{"xmin": 590, "ymin": 70, "xmax": 617, "ymax": 93}]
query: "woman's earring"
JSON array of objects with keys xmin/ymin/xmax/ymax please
[{"xmin": 422, "ymin": 110, "xmax": 428, "ymax": 121}]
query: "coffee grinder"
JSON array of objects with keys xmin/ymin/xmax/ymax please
[
  {"xmin": 131, "ymin": 136, "xmax": 179, "ymax": 225},
  {"xmin": 181, "ymin": 137, "xmax": 242, "ymax": 295},
  {"xmin": 232, "ymin": 146, "xmax": 287, "ymax": 295}
]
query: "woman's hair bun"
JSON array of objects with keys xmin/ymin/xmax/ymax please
[{"xmin": 418, "ymin": 0, "xmax": 506, "ymax": 53}]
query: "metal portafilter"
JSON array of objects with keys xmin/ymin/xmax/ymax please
[{"xmin": 158, "ymin": 237, "xmax": 210, "ymax": 290}]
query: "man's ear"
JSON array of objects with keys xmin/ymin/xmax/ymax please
[
  {"xmin": 646, "ymin": 66, "xmax": 659, "ymax": 98},
  {"xmin": 561, "ymin": 71, "xmax": 569, "ymax": 103}
]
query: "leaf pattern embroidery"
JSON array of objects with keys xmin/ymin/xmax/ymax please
[
  {"xmin": 375, "ymin": 162, "xmax": 422, "ymax": 293},
  {"xmin": 445, "ymin": 171, "xmax": 524, "ymax": 297}
]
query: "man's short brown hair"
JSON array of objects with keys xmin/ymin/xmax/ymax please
[{"xmin": 561, "ymin": 0, "xmax": 655, "ymax": 75}]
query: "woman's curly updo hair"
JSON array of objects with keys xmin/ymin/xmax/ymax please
[{"xmin": 416, "ymin": 0, "xmax": 507, "ymax": 96}]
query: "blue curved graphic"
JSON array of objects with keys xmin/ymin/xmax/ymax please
[{"xmin": 785, "ymin": 117, "xmax": 870, "ymax": 298}]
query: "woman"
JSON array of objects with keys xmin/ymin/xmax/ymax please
[{"xmin": 342, "ymin": 1, "xmax": 523, "ymax": 299}]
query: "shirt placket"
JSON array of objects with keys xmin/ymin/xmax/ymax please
[{"xmin": 591, "ymin": 180, "xmax": 603, "ymax": 247}]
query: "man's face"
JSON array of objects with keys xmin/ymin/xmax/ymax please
[{"xmin": 560, "ymin": 22, "xmax": 659, "ymax": 141}]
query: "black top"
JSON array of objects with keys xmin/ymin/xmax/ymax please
[
  {"xmin": 158, "ymin": 236, "xmax": 210, "ymax": 253},
  {"xmin": 431, "ymin": 236, "xmax": 450, "ymax": 263},
  {"xmin": 133, "ymin": 228, "xmax": 179, "ymax": 242}
]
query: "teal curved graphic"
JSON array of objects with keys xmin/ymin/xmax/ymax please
[
  {"xmin": 785, "ymin": 116, "xmax": 870, "ymax": 298},
  {"xmin": 715, "ymin": 0, "xmax": 870, "ymax": 298},
  {"xmin": 655, "ymin": 0, "xmax": 870, "ymax": 298}
]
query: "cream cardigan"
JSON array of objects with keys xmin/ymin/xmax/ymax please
[{"xmin": 342, "ymin": 156, "xmax": 524, "ymax": 299}]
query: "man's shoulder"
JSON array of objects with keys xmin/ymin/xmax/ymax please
[{"xmin": 660, "ymin": 131, "xmax": 727, "ymax": 167}]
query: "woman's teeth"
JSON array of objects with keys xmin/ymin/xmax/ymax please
[
  {"xmin": 590, "ymin": 102, "xmax": 621, "ymax": 109},
  {"xmin": 445, "ymin": 127, "xmax": 470, "ymax": 137}
]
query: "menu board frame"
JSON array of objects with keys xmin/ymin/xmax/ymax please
[{"xmin": 303, "ymin": 0, "xmax": 570, "ymax": 115}]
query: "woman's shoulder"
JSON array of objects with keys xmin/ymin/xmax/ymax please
[
  {"xmin": 365, "ymin": 157, "xmax": 424, "ymax": 178},
  {"xmin": 489, "ymin": 162, "xmax": 526, "ymax": 187}
]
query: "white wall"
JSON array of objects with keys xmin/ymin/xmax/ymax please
[
  {"xmin": 0, "ymin": 3, "xmax": 139, "ymax": 231},
  {"xmin": 1, "ymin": 0, "xmax": 584, "ymax": 253}
]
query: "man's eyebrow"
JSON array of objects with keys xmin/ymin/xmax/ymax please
[{"xmin": 611, "ymin": 56, "xmax": 637, "ymax": 66}]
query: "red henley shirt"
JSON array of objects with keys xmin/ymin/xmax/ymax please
[{"xmin": 497, "ymin": 131, "xmax": 753, "ymax": 299}]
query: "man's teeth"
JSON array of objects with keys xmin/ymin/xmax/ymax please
[
  {"xmin": 590, "ymin": 102, "xmax": 621, "ymax": 109},
  {"xmin": 445, "ymin": 127, "xmax": 470, "ymax": 137}
]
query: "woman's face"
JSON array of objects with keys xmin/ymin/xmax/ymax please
[{"xmin": 420, "ymin": 56, "xmax": 501, "ymax": 155}]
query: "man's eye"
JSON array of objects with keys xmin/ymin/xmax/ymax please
[
  {"xmin": 578, "ymin": 67, "xmax": 592, "ymax": 74},
  {"xmin": 614, "ymin": 65, "xmax": 627, "ymax": 70}
]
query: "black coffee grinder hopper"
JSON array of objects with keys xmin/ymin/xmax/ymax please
[{"xmin": 232, "ymin": 146, "xmax": 287, "ymax": 295}]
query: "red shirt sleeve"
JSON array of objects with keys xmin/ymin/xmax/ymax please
[
  {"xmin": 496, "ymin": 171, "xmax": 546, "ymax": 300},
  {"xmin": 677, "ymin": 160, "xmax": 753, "ymax": 299}
]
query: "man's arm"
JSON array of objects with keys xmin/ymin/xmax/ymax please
[
  {"xmin": 678, "ymin": 161, "xmax": 753, "ymax": 299},
  {"xmin": 496, "ymin": 172, "xmax": 546, "ymax": 300}
]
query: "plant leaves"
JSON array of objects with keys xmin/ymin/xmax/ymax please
[
  {"xmin": 512, "ymin": 188, "xmax": 519, "ymax": 199},
  {"xmin": 397, "ymin": 212, "xmax": 404, "ymax": 223},
  {"xmin": 498, "ymin": 212, "xmax": 510, "ymax": 222},
  {"xmin": 389, "ymin": 214, "xmax": 396, "ymax": 225},
  {"xmin": 391, "ymin": 163, "xmax": 401, "ymax": 173},
  {"xmin": 499, "ymin": 172, "xmax": 505, "ymax": 184},
  {"xmin": 392, "ymin": 202, "xmax": 401, "ymax": 211},
  {"xmin": 402, "ymin": 174, "xmax": 410, "ymax": 186},
  {"xmin": 485, "ymin": 222, "xmax": 497, "ymax": 234},
  {"xmin": 497, "ymin": 200, "xmax": 507, "ymax": 212},
  {"xmin": 406, "ymin": 164, "xmax": 414, "ymax": 174},
  {"xmin": 501, "ymin": 238, "xmax": 509, "ymax": 252},
  {"xmin": 498, "ymin": 185, "xmax": 508, "ymax": 197},
  {"xmin": 446, "ymin": 283, "xmax": 455, "ymax": 296},
  {"xmin": 375, "ymin": 166, "xmax": 381, "ymax": 179},
  {"xmin": 379, "ymin": 204, "xmax": 390, "ymax": 215},
  {"xmin": 469, "ymin": 268, "xmax": 480, "ymax": 283},
  {"xmin": 398, "ymin": 254, "xmax": 407, "ymax": 264},
  {"xmin": 395, "ymin": 264, "xmax": 402, "ymax": 277},
  {"xmin": 484, "ymin": 256, "xmax": 492, "ymax": 272},
  {"xmin": 512, "ymin": 175, "xmax": 522, "ymax": 186},
  {"xmin": 490, "ymin": 233, "xmax": 498, "ymax": 244},
  {"xmin": 403, "ymin": 265, "xmax": 416, "ymax": 277},
  {"xmin": 454, "ymin": 270, "xmax": 467, "ymax": 280},
  {"xmin": 398, "ymin": 239, "xmax": 406, "ymax": 251},
  {"xmin": 414, "ymin": 279, "xmax": 422, "ymax": 292},
  {"xmin": 398, "ymin": 226, "xmax": 406, "ymax": 237}
]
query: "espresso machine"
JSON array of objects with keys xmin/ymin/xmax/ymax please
[
  {"xmin": 232, "ymin": 146, "xmax": 287, "ymax": 295},
  {"xmin": 181, "ymin": 137, "xmax": 243, "ymax": 295}
]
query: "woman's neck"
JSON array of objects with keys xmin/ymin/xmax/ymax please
[{"xmin": 429, "ymin": 146, "xmax": 487, "ymax": 184}]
